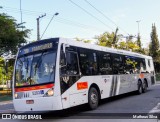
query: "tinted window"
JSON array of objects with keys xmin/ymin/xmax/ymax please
[
  {"xmin": 139, "ymin": 58, "xmax": 146, "ymax": 72},
  {"xmin": 148, "ymin": 59, "xmax": 151, "ymax": 67},
  {"xmin": 112, "ymin": 54, "xmax": 124, "ymax": 74},
  {"xmin": 61, "ymin": 51, "xmax": 79, "ymax": 75},
  {"xmin": 98, "ymin": 52, "xmax": 112, "ymax": 75},
  {"xmin": 79, "ymin": 49, "xmax": 98, "ymax": 75},
  {"xmin": 124, "ymin": 56, "xmax": 140, "ymax": 74}
]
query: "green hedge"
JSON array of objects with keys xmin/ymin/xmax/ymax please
[{"xmin": 156, "ymin": 73, "xmax": 160, "ymax": 81}]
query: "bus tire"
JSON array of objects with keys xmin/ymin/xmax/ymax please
[
  {"xmin": 88, "ymin": 87, "xmax": 99, "ymax": 110},
  {"xmin": 137, "ymin": 81, "xmax": 143, "ymax": 94},
  {"xmin": 142, "ymin": 80, "xmax": 147, "ymax": 93}
]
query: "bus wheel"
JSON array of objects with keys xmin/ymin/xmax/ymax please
[
  {"xmin": 137, "ymin": 81, "xmax": 143, "ymax": 94},
  {"xmin": 88, "ymin": 87, "xmax": 99, "ymax": 110},
  {"xmin": 142, "ymin": 81, "xmax": 147, "ymax": 93}
]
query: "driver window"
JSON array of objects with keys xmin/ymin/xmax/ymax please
[{"xmin": 61, "ymin": 51, "xmax": 79, "ymax": 75}]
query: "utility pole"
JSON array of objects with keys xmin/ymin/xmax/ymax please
[{"xmin": 37, "ymin": 14, "xmax": 46, "ymax": 41}]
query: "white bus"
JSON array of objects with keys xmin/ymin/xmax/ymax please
[{"xmin": 13, "ymin": 38, "xmax": 155, "ymax": 112}]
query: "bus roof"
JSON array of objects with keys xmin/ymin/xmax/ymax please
[
  {"xmin": 20, "ymin": 37, "xmax": 152, "ymax": 60},
  {"xmin": 59, "ymin": 38, "xmax": 152, "ymax": 60}
]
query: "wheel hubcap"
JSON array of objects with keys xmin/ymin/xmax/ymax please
[
  {"xmin": 91, "ymin": 93, "xmax": 97, "ymax": 104},
  {"xmin": 139, "ymin": 86, "xmax": 142, "ymax": 93}
]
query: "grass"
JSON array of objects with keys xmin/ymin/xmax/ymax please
[{"xmin": 0, "ymin": 89, "xmax": 12, "ymax": 102}]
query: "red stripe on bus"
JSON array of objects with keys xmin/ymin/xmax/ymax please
[
  {"xmin": 15, "ymin": 84, "xmax": 54, "ymax": 92},
  {"xmin": 77, "ymin": 82, "xmax": 88, "ymax": 90}
]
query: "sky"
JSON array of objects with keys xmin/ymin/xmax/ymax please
[{"xmin": 0, "ymin": 0, "xmax": 160, "ymax": 47}]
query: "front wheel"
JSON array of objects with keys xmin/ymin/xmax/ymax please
[{"xmin": 88, "ymin": 87, "xmax": 99, "ymax": 110}]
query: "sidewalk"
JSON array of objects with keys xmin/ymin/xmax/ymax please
[
  {"xmin": 0, "ymin": 97, "xmax": 14, "ymax": 114},
  {"xmin": 0, "ymin": 100, "xmax": 15, "ymax": 114},
  {"xmin": 0, "ymin": 100, "xmax": 12, "ymax": 106},
  {"xmin": 156, "ymin": 81, "xmax": 160, "ymax": 84}
]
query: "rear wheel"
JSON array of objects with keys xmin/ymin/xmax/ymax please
[
  {"xmin": 88, "ymin": 87, "xmax": 99, "ymax": 110},
  {"xmin": 142, "ymin": 81, "xmax": 147, "ymax": 93},
  {"xmin": 137, "ymin": 81, "xmax": 143, "ymax": 94}
]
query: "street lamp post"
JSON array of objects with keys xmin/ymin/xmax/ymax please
[
  {"xmin": 40, "ymin": 12, "xmax": 59, "ymax": 40},
  {"xmin": 136, "ymin": 20, "xmax": 141, "ymax": 35},
  {"xmin": 136, "ymin": 20, "xmax": 141, "ymax": 49}
]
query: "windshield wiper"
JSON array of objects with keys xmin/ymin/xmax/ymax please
[
  {"xmin": 49, "ymin": 65, "xmax": 55, "ymax": 82},
  {"xmin": 34, "ymin": 50, "xmax": 47, "ymax": 74}
]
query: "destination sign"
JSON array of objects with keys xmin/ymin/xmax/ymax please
[
  {"xmin": 20, "ymin": 43, "xmax": 53, "ymax": 55},
  {"xmin": 32, "ymin": 43, "xmax": 52, "ymax": 52}
]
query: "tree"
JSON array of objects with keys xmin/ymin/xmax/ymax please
[
  {"xmin": 149, "ymin": 23, "xmax": 159, "ymax": 62},
  {"xmin": 75, "ymin": 37, "xmax": 91, "ymax": 43},
  {"xmin": 96, "ymin": 29, "xmax": 119, "ymax": 48},
  {"xmin": 118, "ymin": 40, "xmax": 139, "ymax": 51},
  {"xmin": 112, "ymin": 27, "xmax": 119, "ymax": 47},
  {"xmin": 0, "ymin": 13, "xmax": 30, "ymax": 55},
  {"xmin": 0, "ymin": 57, "xmax": 4, "ymax": 84},
  {"xmin": 0, "ymin": 57, "xmax": 15, "ymax": 85},
  {"xmin": 136, "ymin": 34, "xmax": 142, "ymax": 50},
  {"xmin": 118, "ymin": 41, "xmax": 127, "ymax": 50}
]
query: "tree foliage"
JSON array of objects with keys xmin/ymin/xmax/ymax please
[
  {"xmin": 95, "ymin": 29, "xmax": 119, "ymax": 48},
  {"xmin": 136, "ymin": 34, "xmax": 142, "ymax": 50},
  {"xmin": 0, "ymin": 57, "xmax": 14, "ymax": 85},
  {"xmin": 0, "ymin": 13, "xmax": 30, "ymax": 55},
  {"xmin": 75, "ymin": 37, "xmax": 91, "ymax": 43},
  {"xmin": 96, "ymin": 32, "xmax": 143, "ymax": 53},
  {"xmin": 149, "ymin": 23, "xmax": 159, "ymax": 62}
]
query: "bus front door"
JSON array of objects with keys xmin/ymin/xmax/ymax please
[{"xmin": 60, "ymin": 51, "xmax": 81, "ymax": 109}]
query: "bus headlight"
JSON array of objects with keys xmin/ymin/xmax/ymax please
[
  {"xmin": 14, "ymin": 93, "xmax": 18, "ymax": 99},
  {"xmin": 43, "ymin": 88, "xmax": 54, "ymax": 97}
]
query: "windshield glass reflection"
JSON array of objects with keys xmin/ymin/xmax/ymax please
[{"xmin": 15, "ymin": 51, "xmax": 56, "ymax": 87}]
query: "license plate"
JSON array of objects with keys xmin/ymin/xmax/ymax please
[{"xmin": 26, "ymin": 100, "xmax": 34, "ymax": 104}]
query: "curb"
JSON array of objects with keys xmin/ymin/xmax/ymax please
[
  {"xmin": 0, "ymin": 109, "xmax": 15, "ymax": 114},
  {"xmin": 0, "ymin": 101, "xmax": 12, "ymax": 106}
]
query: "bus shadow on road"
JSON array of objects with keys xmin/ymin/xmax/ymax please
[
  {"xmin": 32, "ymin": 104, "xmax": 90, "ymax": 119},
  {"xmin": 100, "ymin": 90, "xmax": 152, "ymax": 106},
  {"xmin": 24, "ymin": 90, "xmax": 153, "ymax": 119},
  {"xmin": 100, "ymin": 91, "xmax": 140, "ymax": 105}
]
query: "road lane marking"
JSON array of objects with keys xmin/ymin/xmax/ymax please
[{"xmin": 149, "ymin": 103, "xmax": 160, "ymax": 113}]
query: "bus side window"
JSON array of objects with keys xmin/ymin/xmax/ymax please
[
  {"xmin": 65, "ymin": 51, "xmax": 79, "ymax": 75},
  {"xmin": 124, "ymin": 56, "xmax": 139, "ymax": 74},
  {"xmin": 139, "ymin": 58, "xmax": 146, "ymax": 73},
  {"xmin": 98, "ymin": 52, "xmax": 112, "ymax": 75},
  {"xmin": 79, "ymin": 48, "xmax": 98, "ymax": 76},
  {"xmin": 148, "ymin": 59, "xmax": 151, "ymax": 67},
  {"xmin": 112, "ymin": 54, "xmax": 124, "ymax": 74},
  {"xmin": 60, "ymin": 51, "xmax": 79, "ymax": 75}
]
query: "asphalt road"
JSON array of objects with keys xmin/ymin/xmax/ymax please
[{"xmin": 0, "ymin": 84, "xmax": 160, "ymax": 121}]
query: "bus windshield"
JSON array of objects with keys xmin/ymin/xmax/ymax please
[{"xmin": 15, "ymin": 51, "xmax": 56, "ymax": 87}]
